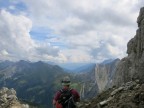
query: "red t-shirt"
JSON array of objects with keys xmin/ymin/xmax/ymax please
[{"xmin": 54, "ymin": 88, "xmax": 80, "ymax": 102}]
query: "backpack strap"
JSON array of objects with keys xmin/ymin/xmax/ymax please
[
  {"xmin": 58, "ymin": 88, "xmax": 76, "ymax": 108},
  {"xmin": 59, "ymin": 88, "xmax": 73, "ymax": 93},
  {"xmin": 58, "ymin": 88, "xmax": 73, "ymax": 104}
]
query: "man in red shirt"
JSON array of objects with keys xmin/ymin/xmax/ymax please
[{"xmin": 53, "ymin": 76, "xmax": 80, "ymax": 108}]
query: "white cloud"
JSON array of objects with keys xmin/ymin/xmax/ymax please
[
  {"xmin": 1, "ymin": 0, "xmax": 143, "ymax": 62},
  {"xmin": 62, "ymin": 49, "xmax": 92, "ymax": 62},
  {"xmin": 1, "ymin": 50, "xmax": 9, "ymax": 56},
  {"xmin": 0, "ymin": 10, "xmax": 34, "ymax": 56},
  {"xmin": 136, "ymin": 0, "xmax": 144, "ymax": 10},
  {"xmin": 35, "ymin": 43, "xmax": 59, "ymax": 56},
  {"xmin": 0, "ymin": 10, "xmax": 65, "ymax": 62}
]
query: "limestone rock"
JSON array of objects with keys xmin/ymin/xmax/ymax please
[
  {"xmin": 110, "ymin": 87, "xmax": 123, "ymax": 96},
  {"xmin": 113, "ymin": 7, "xmax": 144, "ymax": 86},
  {"xmin": 78, "ymin": 80, "xmax": 144, "ymax": 108},
  {"xmin": 0, "ymin": 87, "xmax": 29, "ymax": 108},
  {"xmin": 95, "ymin": 59, "xmax": 120, "ymax": 92}
]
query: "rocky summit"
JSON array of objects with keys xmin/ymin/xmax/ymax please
[{"xmin": 0, "ymin": 87, "xmax": 29, "ymax": 108}]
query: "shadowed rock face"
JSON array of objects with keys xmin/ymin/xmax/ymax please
[{"xmin": 113, "ymin": 7, "xmax": 144, "ymax": 86}]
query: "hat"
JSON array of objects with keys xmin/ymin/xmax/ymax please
[{"xmin": 61, "ymin": 76, "xmax": 71, "ymax": 86}]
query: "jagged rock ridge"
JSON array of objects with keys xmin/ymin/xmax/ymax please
[{"xmin": 113, "ymin": 7, "xmax": 144, "ymax": 86}]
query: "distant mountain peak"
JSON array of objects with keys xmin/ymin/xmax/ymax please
[{"xmin": 101, "ymin": 58, "xmax": 120, "ymax": 65}]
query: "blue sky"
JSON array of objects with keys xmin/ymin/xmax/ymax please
[
  {"xmin": 0, "ymin": 0, "xmax": 27, "ymax": 14},
  {"xmin": 0, "ymin": 0, "xmax": 143, "ymax": 63}
]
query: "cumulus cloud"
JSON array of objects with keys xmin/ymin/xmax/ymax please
[
  {"xmin": 0, "ymin": 10, "xmax": 33, "ymax": 58},
  {"xmin": 62, "ymin": 49, "xmax": 93, "ymax": 62},
  {"xmin": 0, "ymin": 0, "xmax": 143, "ymax": 62},
  {"xmin": 0, "ymin": 10, "xmax": 65, "ymax": 62},
  {"xmin": 35, "ymin": 43, "xmax": 59, "ymax": 56},
  {"xmin": 135, "ymin": 0, "xmax": 144, "ymax": 10}
]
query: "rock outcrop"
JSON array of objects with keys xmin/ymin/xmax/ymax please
[
  {"xmin": 0, "ymin": 87, "xmax": 29, "ymax": 108},
  {"xmin": 78, "ymin": 80, "xmax": 144, "ymax": 108},
  {"xmin": 113, "ymin": 7, "xmax": 144, "ymax": 86},
  {"xmin": 95, "ymin": 59, "xmax": 120, "ymax": 92},
  {"xmin": 77, "ymin": 59, "xmax": 120, "ymax": 99}
]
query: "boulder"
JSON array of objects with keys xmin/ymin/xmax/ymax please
[{"xmin": 0, "ymin": 87, "xmax": 29, "ymax": 108}]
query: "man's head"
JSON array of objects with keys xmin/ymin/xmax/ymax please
[{"xmin": 61, "ymin": 76, "xmax": 71, "ymax": 87}]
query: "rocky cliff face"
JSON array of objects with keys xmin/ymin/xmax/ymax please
[
  {"xmin": 74, "ymin": 64, "xmax": 99, "ymax": 99},
  {"xmin": 113, "ymin": 7, "xmax": 144, "ymax": 86},
  {"xmin": 95, "ymin": 59, "xmax": 120, "ymax": 92},
  {"xmin": 76, "ymin": 59, "xmax": 119, "ymax": 99}
]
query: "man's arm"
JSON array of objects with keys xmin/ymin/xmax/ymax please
[
  {"xmin": 75, "ymin": 91, "xmax": 80, "ymax": 102},
  {"xmin": 53, "ymin": 99, "xmax": 56, "ymax": 105},
  {"xmin": 72, "ymin": 89, "xmax": 80, "ymax": 102},
  {"xmin": 53, "ymin": 91, "xmax": 61, "ymax": 105}
]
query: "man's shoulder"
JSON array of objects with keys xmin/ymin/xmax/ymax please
[
  {"xmin": 58, "ymin": 88, "xmax": 79, "ymax": 94},
  {"xmin": 71, "ymin": 88, "xmax": 80, "ymax": 99},
  {"xmin": 71, "ymin": 89, "xmax": 79, "ymax": 94},
  {"xmin": 71, "ymin": 88, "xmax": 77, "ymax": 91}
]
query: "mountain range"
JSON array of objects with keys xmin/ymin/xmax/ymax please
[
  {"xmin": 58, "ymin": 63, "xmax": 95, "ymax": 73},
  {"xmin": 0, "ymin": 60, "xmax": 70, "ymax": 107},
  {"xmin": 0, "ymin": 58, "xmax": 119, "ymax": 107}
]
